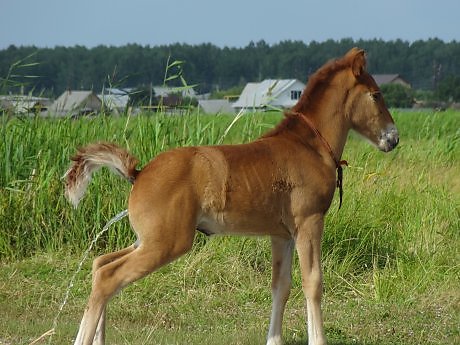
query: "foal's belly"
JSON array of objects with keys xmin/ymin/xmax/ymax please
[{"xmin": 197, "ymin": 208, "xmax": 291, "ymax": 237}]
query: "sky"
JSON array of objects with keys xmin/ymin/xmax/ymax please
[{"xmin": 0, "ymin": 0, "xmax": 459, "ymax": 49}]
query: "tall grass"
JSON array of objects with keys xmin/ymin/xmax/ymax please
[
  {"xmin": 0, "ymin": 111, "xmax": 276, "ymax": 258},
  {"xmin": 0, "ymin": 110, "xmax": 458, "ymax": 274}
]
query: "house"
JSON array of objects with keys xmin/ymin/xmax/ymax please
[
  {"xmin": 232, "ymin": 79, "xmax": 305, "ymax": 111},
  {"xmin": 0, "ymin": 95, "xmax": 51, "ymax": 114},
  {"xmin": 198, "ymin": 99, "xmax": 235, "ymax": 114},
  {"xmin": 153, "ymin": 86, "xmax": 197, "ymax": 99},
  {"xmin": 98, "ymin": 88, "xmax": 130, "ymax": 114},
  {"xmin": 0, "ymin": 97, "xmax": 13, "ymax": 112},
  {"xmin": 12, "ymin": 96, "xmax": 51, "ymax": 114},
  {"xmin": 372, "ymin": 74, "xmax": 411, "ymax": 88},
  {"xmin": 50, "ymin": 90, "xmax": 102, "ymax": 116}
]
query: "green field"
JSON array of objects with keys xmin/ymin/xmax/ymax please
[{"xmin": 0, "ymin": 110, "xmax": 459, "ymax": 345}]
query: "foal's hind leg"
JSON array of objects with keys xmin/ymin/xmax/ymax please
[
  {"xmin": 74, "ymin": 231, "xmax": 194, "ymax": 345},
  {"xmin": 74, "ymin": 245, "xmax": 136, "ymax": 345},
  {"xmin": 92, "ymin": 245, "xmax": 136, "ymax": 345}
]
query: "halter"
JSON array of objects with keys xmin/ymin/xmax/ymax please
[{"xmin": 293, "ymin": 112, "xmax": 348, "ymax": 209}]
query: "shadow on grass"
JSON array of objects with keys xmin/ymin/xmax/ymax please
[
  {"xmin": 286, "ymin": 341, "xmax": 365, "ymax": 345},
  {"xmin": 285, "ymin": 329, "xmax": 368, "ymax": 345}
]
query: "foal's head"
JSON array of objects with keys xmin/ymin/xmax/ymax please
[
  {"xmin": 342, "ymin": 48, "xmax": 399, "ymax": 152},
  {"xmin": 293, "ymin": 47, "xmax": 399, "ymax": 152}
]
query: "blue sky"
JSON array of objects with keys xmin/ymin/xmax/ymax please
[{"xmin": 1, "ymin": 0, "xmax": 459, "ymax": 48}]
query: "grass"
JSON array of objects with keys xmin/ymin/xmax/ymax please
[{"xmin": 0, "ymin": 110, "xmax": 459, "ymax": 344}]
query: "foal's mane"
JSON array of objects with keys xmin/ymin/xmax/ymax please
[
  {"xmin": 262, "ymin": 52, "xmax": 353, "ymax": 139},
  {"xmin": 292, "ymin": 56, "xmax": 351, "ymax": 114}
]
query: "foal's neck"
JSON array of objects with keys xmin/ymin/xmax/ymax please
[
  {"xmin": 307, "ymin": 107, "xmax": 350, "ymax": 163},
  {"xmin": 292, "ymin": 96, "xmax": 350, "ymax": 165}
]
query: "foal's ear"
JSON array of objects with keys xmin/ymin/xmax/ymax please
[{"xmin": 350, "ymin": 48, "xmax": 367, "ymax": 78}]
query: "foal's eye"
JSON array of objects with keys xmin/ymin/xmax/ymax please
[{"xmin": 370, "ymin": 91, "xmax": 381, "ymax": 102}]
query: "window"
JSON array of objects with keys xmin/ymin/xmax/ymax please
[{"xmin": 291, "ymin": 90, "xmax": 301, "ymax": 100}]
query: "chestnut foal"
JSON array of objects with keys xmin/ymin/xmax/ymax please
[{"xmin": 65, "ymin": 48, "xmax": 398, "ymax": 345}]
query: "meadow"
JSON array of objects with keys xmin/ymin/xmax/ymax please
[{"xmin": 0, "ymin": 110, "xmax": 459, "ymax": 345}]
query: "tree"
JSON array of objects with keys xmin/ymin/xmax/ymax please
[
  {"xmin": 436, "ymin": 76, "xmax": 460, "ymax": 102},
  {"xmin": 380, "ymin": 84, "xmax": 414, "ymax": 108},
  {"xmin": 2, "ymin": 40, "xmax": 460, "ymax": 98}
]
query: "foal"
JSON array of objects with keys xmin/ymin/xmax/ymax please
[{"xmin": 65, "ymin": 48, "xmax": 398, "ymax": 345}]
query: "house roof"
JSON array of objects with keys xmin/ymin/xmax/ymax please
[
  {"xmin": 233, "ymin": 79, "xmax": 304, "ymax": 109},
  {"xmin": 0, "ymin": 95, "xmax": 51, "ymax": 113},
  {"xmin": 198, "ymin": 99, "xmax": 235, "ymax": 114},
  {"xmin": 98, "ymin": 92, "xmax": 129, "ymax": 109},
  {"xmin": 0, "ymin": 98, "xmax": 12, "ymax": 111},
  {"xmin": 51, "ymin": 90, "xmax": 101, "ymax": 112},
  {"xmin": 153, "ymin": 86, "xmax": 196, "ymax": 98},
  {"xmin": 372, "ymin": 74, "xmax": 409, "ymax": 86}
]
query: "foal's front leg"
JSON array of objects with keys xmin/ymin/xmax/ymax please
[
  {"xmin": 295, "ymin": 214, "xmax": 326, "ymax": 345},
  {"xmin": 266, "ymin": 236, "xmax": 294, "ymax": 345}
]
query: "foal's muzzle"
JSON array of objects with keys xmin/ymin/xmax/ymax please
[{"xmin": 378, "ymin": 125, "xmax": 399, "ymax": 152}]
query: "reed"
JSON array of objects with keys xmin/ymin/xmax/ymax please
[{"xmin": 0, "ymin": 111, "xmax": 278, "ymax": 258}]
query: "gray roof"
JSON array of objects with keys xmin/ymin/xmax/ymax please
[
  {"xmin": 233, "ymin": 79, "xmax": 305, "ymax": 109},
  {"xmin": 98, "ymin": 92, "xmax": 129, "ymax": 110},
  {"xmin": 51, "ymin": 90, "xmax": 101, "ymax": 113},
  {"xmin": 372, "ymin": 74, "xmax": 406, "ymax": 86},
  {"xmin": 0, "ymin": 98, "xmax": 13, "ymax": 111},
  {"xmin": 198, "ymin": 99, "xmax": 235, "ymax": 114},
  {"xmin": 153, "ymin": 86, "xmax": 196, "ymax": 98},
  {"xmin": 0, "ymin": 95, "xmax": 51, "ymax": 113}
]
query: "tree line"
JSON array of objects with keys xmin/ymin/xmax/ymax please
[{"xmin": 1, "ymin": 38, "xmax": 459, "ymax": 102}]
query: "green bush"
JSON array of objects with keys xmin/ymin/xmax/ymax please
[{"xmin": 380, "ymin": 83, "xmax": 414, "ymax": 108}]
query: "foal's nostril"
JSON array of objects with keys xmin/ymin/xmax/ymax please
[
  {"xmin": 392, "ymin": 131, "xmax": 400, "ymax": 147},
  {"xmin": 390, "ymin": 135, "xmax": 399, "ymax": 146},
  {"xmin": 379, "ymin": 126, "xmax": 399, "ymax": 152},
  {"xmin": 388, "ymin": 127, "xmax": 399, "ymax": 149}
]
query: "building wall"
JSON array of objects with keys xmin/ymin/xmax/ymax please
[
  {"xmin": 270, "ymin": 80, "xmax": 305, "ymax": 108},
  {"xmin": 85, "ymin": 95, "xmax": 102, "ymax": 110}
]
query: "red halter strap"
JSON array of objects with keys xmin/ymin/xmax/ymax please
[{"xmin": 294, "ymin": 112, "xmax": 348, "ymax": 209}]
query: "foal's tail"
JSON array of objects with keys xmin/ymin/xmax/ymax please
[{"xmin": 63, "ymin": 142, "xmax": 140, "ymax": 208}]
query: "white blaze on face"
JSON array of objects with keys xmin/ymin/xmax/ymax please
[{"xmin": 378, "ymin": 124, "xmax": 399, "ymax": 152}]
